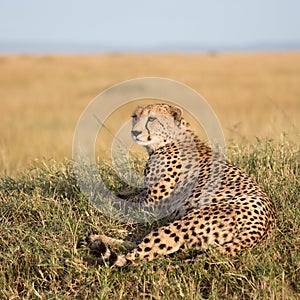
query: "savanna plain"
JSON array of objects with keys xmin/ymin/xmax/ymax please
[{"xmin": 0, "ymin": 52, "xmax": 299, "ymax": 299}]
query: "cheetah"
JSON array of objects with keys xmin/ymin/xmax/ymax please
[{"xmin": 84, "ymin": 103, "xmax": 276, "ymax": 267}]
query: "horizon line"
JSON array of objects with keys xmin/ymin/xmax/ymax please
[{"xmin": 0, "ymin": 40, "xmax": 300, "ymax": 54}]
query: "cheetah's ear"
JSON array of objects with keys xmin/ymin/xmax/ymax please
[{"xmin": 171, "ymin": 106, "xmax": 183, "ymax": 122}]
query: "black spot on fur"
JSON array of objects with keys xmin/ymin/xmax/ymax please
[
  {"xmin": 109, "ymin": 251, "xmax": 118, "ymax": 266},
  {"xmin": 159, "ymin": 244, "xmax": 166, "ymax": 250}
]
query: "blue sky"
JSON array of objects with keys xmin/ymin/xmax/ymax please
[{"xmin": 0, "ymin": 0, "xmax": 300, "ymax": 52}]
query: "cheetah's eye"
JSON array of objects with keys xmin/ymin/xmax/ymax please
[
  {"xmin": 132, "ymin": 115, "xmax": 137, "ymax": 122},
  {"xmin": 148, "ymin": 116, "xmax": 156, "ymax": 122}
]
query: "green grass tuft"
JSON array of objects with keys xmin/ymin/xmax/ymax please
[{"xmin": 0, "ymin": 140, "xmax": 299, "ymax": 299}]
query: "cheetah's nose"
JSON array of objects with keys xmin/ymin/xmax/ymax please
[{"xmin": 132, "ymin": 130, "xmax": 142, "ymax": 138}]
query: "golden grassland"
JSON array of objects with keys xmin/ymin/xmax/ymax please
[{"xmin": 0, "ymin": 52, "xmax": 299, "ymax": 175}]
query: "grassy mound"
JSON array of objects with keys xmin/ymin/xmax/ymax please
[{"xmin": 0, "ymin": 140, "xmax": 299, "ymax": 299}]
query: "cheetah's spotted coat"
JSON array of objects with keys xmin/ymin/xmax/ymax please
[{"xmin": 84, "ymin": 103, "xmax": 276, "ymax": 266}]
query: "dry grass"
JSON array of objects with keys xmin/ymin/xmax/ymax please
[{"xmin": 0, "ymin": 52, "xmax": 299, "ymax": 175}]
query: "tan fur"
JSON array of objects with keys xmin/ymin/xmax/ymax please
[{"xmin": 84, "ymin": 103, "xmax": 276, "ymax": 266}]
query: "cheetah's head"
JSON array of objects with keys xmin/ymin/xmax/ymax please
[{"xmin": 131, "ymin": 103, "xmax": 184, "ymax": 153}]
